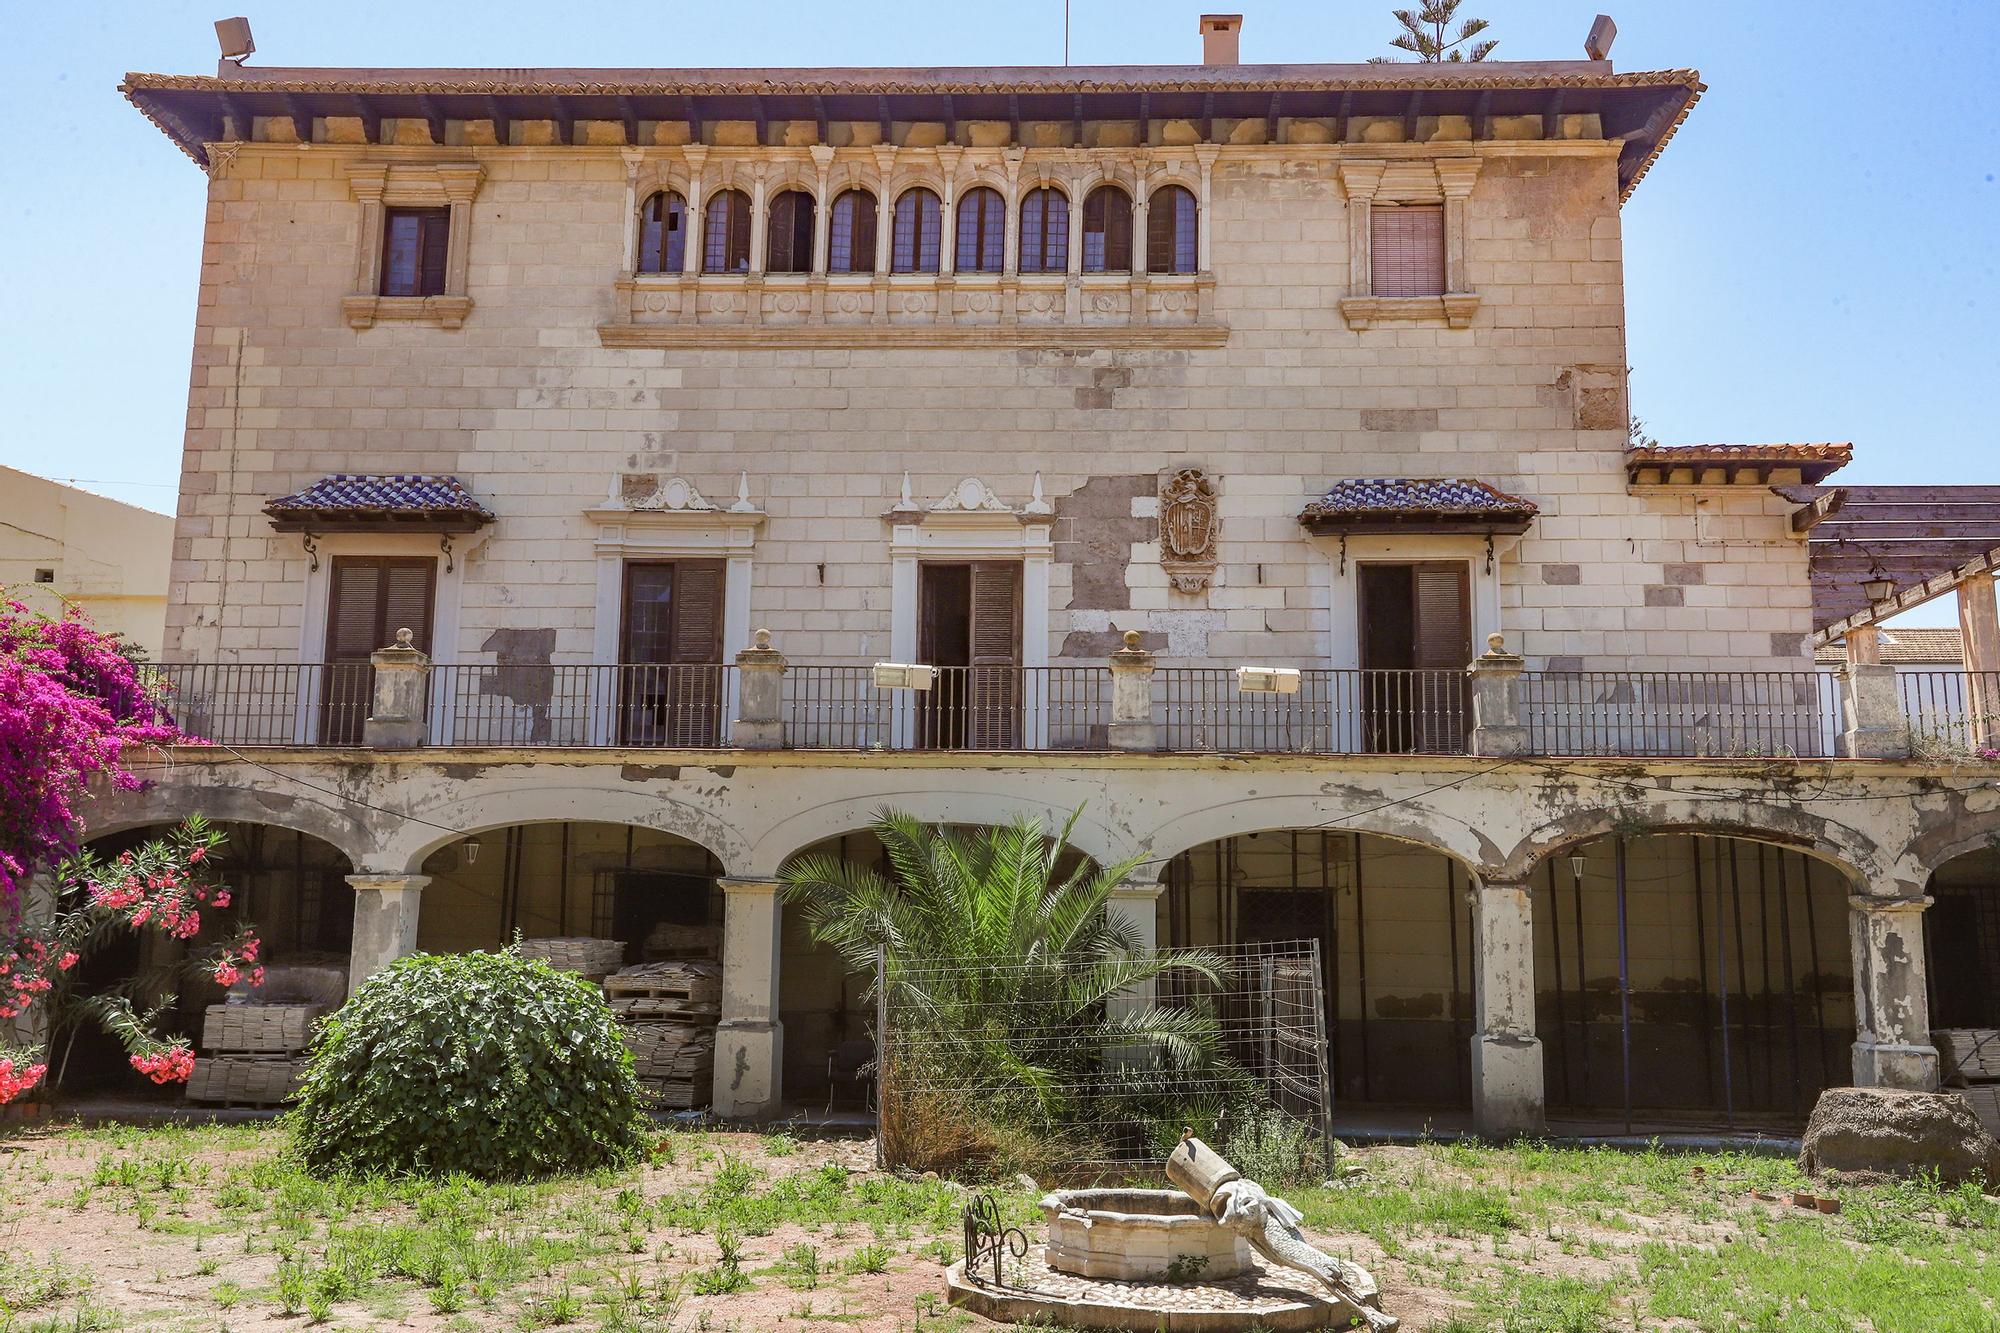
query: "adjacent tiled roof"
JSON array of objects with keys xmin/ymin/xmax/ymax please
[
  {"xmin": 1299, "ymin": 478, "xmax": 1539, "ymax": 533},
  {"xmin": 1625, "ymin": 443, "xmax": 1852, "ymax": 484},
  {"xmin": 263, "ymin": 474, "xmax": 493, "ymax": 530},
  {"xmin": 1815, "ymin": 627, "xmax": 1965, "ymax": 665}
]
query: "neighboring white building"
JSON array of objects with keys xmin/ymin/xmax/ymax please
[{"xmin": 0, "ymin": 466, "xmax": 173, "ymax": 656}]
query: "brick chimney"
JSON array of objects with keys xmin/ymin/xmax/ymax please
[{"xmin": 1200, "ymin": 14, "xmax": 1243, "ymax": 66}]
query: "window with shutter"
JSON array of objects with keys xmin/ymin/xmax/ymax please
[
  {"xmin": 1371, "ymin": 205, "xmax": 1446, "ymax": 298},
  {"xmin": 892, "ymin": 189, "xmax": 942, "ymax": 273},
  {"xmin": 1146, "ymin": 185, "xmax": 1198, "ymax": 274},
  {"xmin": 1082, "ymin": 185, "xmax": 1133, "ymax": 273},
  {"xmin": 704, "ymin": 190, "xmax": 752, "ymax": 273},
  {"xmin": 638, "ymin": 191, "xmax": 686, "ymax": 273},
  {"xmin": 766, "ymin": 190, "xmax": 816, "ymax": 274},
  {"xmin": 381, "ymin": 208, "xmax": 450, "ymax": 297},
  {"xmin": 1019, "ymin": 187, "xmax": 1069, "ymax": 274},
  {"xmin": 829, "ymin": 189, "xmax": 877, "ymax": 274},
  {"xmin": 619, "ymin": 560, "xmax": 725, "ymax": 746},
  {"xmin": 322, "ymin": 556, "xmax": 436, "ymax": 744},
  {"xmin": 955, "ymin": 187, "xmax": 1005, "ymax": 273}
]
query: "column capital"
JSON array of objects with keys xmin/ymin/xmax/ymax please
[
  {"xmin": 346, "ymin": 873, "xmax": 430, "ymax": 894},
  {"xmin": 1434, "ymin": 156, "xmax": 1484, "ymax": 199},
  {"xmin": 1336, "ymin": 158, "xmax": 1387, "ymax": 201},
  {"xmin": 1108, "ymin": 877, "xmax": 1167, "ymax": 903},
  {"xmin": 718, "ymin": 875, "xmax": 782, "ymax": 896},
  {"xmin": 433, "ymin": 162, "xmax": 485, "ymax": 204},
  {"xmin": 1849, "ymin": 893, "xmax": 1933, "ymax": 915},
  {"xmin": 344, "ymin": 162, "xmax": 389, "ymax": 201}
]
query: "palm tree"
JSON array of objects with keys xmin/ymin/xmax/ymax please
[
  {"xmin": 781, "ymin": 809, "xmax": 1232, "ymax": 1147},
  {"xmin": 1375, "ymin": 2, "xmax": 1497, "ymax": 62}
]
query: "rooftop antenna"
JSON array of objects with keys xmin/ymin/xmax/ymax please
[{"xmin": 214, "ymin": 16, "xmax": 255, "ymax": 67}]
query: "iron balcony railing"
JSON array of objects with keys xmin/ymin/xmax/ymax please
[
  {"xmin": 1520, "ymin": 671, "xmax": 1838, "ymax": 758},
  {"xmin": 145, "ymin": 660, "xmax": 1997, "ymax": 760}
]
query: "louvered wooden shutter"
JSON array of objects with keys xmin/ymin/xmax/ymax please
[
  {"xmin": 326, "ymin": 559, "xmax": 386, "ymax": 664},
  {"xmin": 967, "ymin": 562, "xmax": 1021, "ymax": 748},
  {"xmin": 322, "ymin": 556, "xmax": 435, "ymax": 745},
  {"xmin": 1371, "ymin": 205, "xmax": 1446, "ymax": 298},
  {"xmin": 382, "ymin": 561, "xmax": 436, "ymax": 654},
  {"xmin": 1146, "ymin": 193, "xmax": 1174, "ymax": 274},
  {"xmin": 668, "ymin": 559, "xmax": 725, "ymax": 745},
  {"xmin": 851, "ymin": 192, "xmax": 878, "ymax": 273},
  {"xmin": 728, "ymin": 193, "xmax": 752, "ymax": 272},
  {"xmin": 417, "ymin": 210, "xmax": 450, "ymax": 296},
  {"xmin": 1411, "ymin": 562, "xmax": 1471, "ymax": 752}
]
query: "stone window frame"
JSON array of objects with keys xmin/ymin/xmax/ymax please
[
  {"xmin": 341, "ymin": 162, "xmax": 484, "ymax": 330},
  {"xmin": 1336, "ymin": 156, "xmax": 1482, "ymax": 331}
]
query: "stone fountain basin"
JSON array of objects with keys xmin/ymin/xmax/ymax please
[{"xmin": 1040, "ymin": 1188, "xmax": 1251, "ymax": 1281}]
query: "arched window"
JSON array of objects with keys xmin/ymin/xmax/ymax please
[
  {"xmin": 828, "ymin": 189, "xmax": 878, "ymax": 274},
  {"xmin": 1146, "ymin": 185, "xmax": 1199, "ymax": 275},
  {"xmin": 955, "ymin": 186, "xmax": 1005, "ymax": 274},
  {"xmin": 766, "ymin": 189, "xmax": 816, "ymax": 274},
  {"xmin": 703, "ymin": 189, "xmax": 752, "ymax": 273},
  {"xmin": 892, "ymin": 188, "xmax": 942, "ymax": 273},
  {"xmin": 1081, "ymin": 184, "xmax": 1133, "ymax": 273},
  {"xmin": 637, "ymin": 191, "xmax": 687, "ymax": 273},
  {"xmin": 1018, "ymin": 186, "xmax": 1069, "ymax": 274}
]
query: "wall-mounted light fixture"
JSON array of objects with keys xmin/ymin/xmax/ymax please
[
  {"xmin": 872, "ymin": 663, "xmax": 937, "ymax": 691},
  {"xmin": 1236, "ymin": 666, "xmax": 1301, "ymax": 695}
]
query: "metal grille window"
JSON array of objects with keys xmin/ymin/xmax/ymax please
[
  {"xmin": 955, "ymin": 187, "xmax": 1005, "ymax": 273},
  {"xmin": 1371, "ymin": 204, "xmax": 1446, "ymax": 298},
  {"xmin": 1082, "ymin": 184, "xmax": 1133, "ymax": 273},
  {"xmin": 1018, "ymin": 186, "xmax": 1069, "ymax": 274},
  {"xmin": 892, "ymin": 188, "xmax": 942, "ymax": 273},
  {"xmin": 829, "ymin": 189, "xmax": 878, "ymax": 274},
  {"xmin": 702, "ymin": 189, "xmax": 752, "ymax": 273},
  {"xmin": 1146, "ymin": 185, "xmax": 1198, "ymax": 274},
  {"xmin": 637, "ymin": 191, "xmax": 686, "ymax": 273}
]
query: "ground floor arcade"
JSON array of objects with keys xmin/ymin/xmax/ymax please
[{"xmin": 83, "ymin": 748, "xmax": 1988, "ymax": 1130}]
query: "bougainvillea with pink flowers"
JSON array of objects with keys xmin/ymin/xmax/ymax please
[{"xmin": 0, "ymin": 602, "xmax": 260, "ymax": 1104}]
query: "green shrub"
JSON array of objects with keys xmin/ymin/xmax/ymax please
[{"xmin": 291, "ymin": 949, "xmax": 648, "ymax": 1180}]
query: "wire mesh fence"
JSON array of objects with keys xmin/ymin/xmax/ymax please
[{"xmin": 876, "ymin": 940, "xmax": 1331, "ymax": 1178}]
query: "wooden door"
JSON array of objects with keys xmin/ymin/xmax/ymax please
[
  {"xmin": 322, "ymin": 556, "xmax": 435, "ymax": 744},
  {"xmin": 619, "ymin": 560, "xmax": 725, "ymax": 745},
  {"xmin": 1410, "ymin": 563, "xmax": 1472, "ymax": 753},
  {"xmin": 966, "ymin": 562, "xmax": 1022, "ymax": 749}
]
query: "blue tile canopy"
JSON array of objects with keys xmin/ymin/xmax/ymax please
[
  {"xmin": 264, "ymin": 474, "xmax": 494, "ymax": 532},
  {"xmin": 1298, "ymin": 478, "xmax": 1538, "ymax": 534}
]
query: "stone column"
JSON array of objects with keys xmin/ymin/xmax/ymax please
[
  {"xmin": 1837, "ymin": 662, "xmax": 1909, "ymax": 759},
  {"xmin": 1849, "ymin": 894, "xmax": 1940, "ymax": 1091},
  {"xmin": 733, "ymin": 629, "xmax": 787, "ymax": 749},
  {"xmin": 681, "ymin": 147, "xmax": 708, "ymax": 289},
  {"xmin": 1105, "ymin": 876, "xmax": 1167, "ymax": 1030},
  {"xmin": 1959, "ymin": 576, "xmax": 2000, "ymax": 748},
  {"xmin": 1336, "ymin": 160, "xmax": 1386, "ymax": 297},
  {"xmin": 619, "ymin": 148, "xmax": 644, "ymax": 271},
  {"xmin": 1470, "ymin": 876, "xmax": 1545, "ymax": 1136},
  {"xmin": 1466, "ymin": 632, "xmax": 1530, "ymax": 757},
  {"xmin": 1107, "ymin": 631, "xmax": 1158, "ymax": 751},
  {"xmin": 714, "ymin": 876, "xmax": 785, "ymax": 1119},
  {"xmin": 1435, "ymin": 157, "xmax": 1482, "ymax": 295},
  {"xmin": 364, "ymin": 628, "xmax": 430, "ymax": 750},
  {"xmin": 345, "ymin": 165, "xmax": 389, "ymax": 295},
  {"xmin": 434, "ymin": 164, "xmax": 485, "ymax": 318},
  {"xmin": 347, "ymin": 874, "xmax": 429, "ymax": 997}
]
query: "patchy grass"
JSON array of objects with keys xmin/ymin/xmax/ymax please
[{"xmin": 0, "ymin": 1121, "xmax": 1992, "ymax": 1329}]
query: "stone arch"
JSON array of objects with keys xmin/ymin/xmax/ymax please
[
  {"xmin": 382, "ymin": 784, "xmax": 746, "ymax": 877},
  {"xmin": 1497, "ymin": 802, "xmax": 1886, "ymax": 893},
  {"xmin": 1135, "ymin": 799, "xmax": 1487, "ymax": 885},
  {"xmin": 80, "ymin": 781, "xmax": 382, "ymax": 872},
  {"xmin": 742, "ymin": 790, "xmax": 1136, "ymax": 879}
]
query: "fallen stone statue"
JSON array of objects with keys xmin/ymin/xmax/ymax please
[{"xmin": 1168, "ymin": 1131, "xmax": 1399, "ymax": 1331}]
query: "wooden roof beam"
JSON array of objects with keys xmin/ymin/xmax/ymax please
[
  {"xmin": 1334, "ymin": 90, "xmax": 1353, "ymax": 143},
  {"xmin": 753, "ymin": 94, "xmax": 770, "ymax": 147},
  {"xmin": 1788, "ymin": 487, "xmax": 1846, "ymax": 535},
  {"xmin": 877, "ymin": 94, "xmax": 893, "ymax": 146},
  {"xmin": 1471, "ymin": 90, "xmax": 1492, "ymax": 140},
  {"xmin": 346, "ymin": 94, "xmax": 380, "ymax": 145},
  {"xmin": 1403, "ymin": 90, "xmax": 1423, "ymax": 142},
  {"xmin": 688, "ymin": 97, "xmax": 705, "ymax": 147},
  {"xmin": 1138, "ymin": 91, "xmax": 1151, "ymax": 144},
  {"xmin": 616, "ymin": 94, "xmax": 641, "ymax": 147},
  {"xmin": 1201, "ymin": 90, "xmax": 1215, "ymax": 143},
  {"xmin": 1814, "ymin": 544, "xmax": 2000, "ymax": 644},
  {"xmin": 418, "ymin": 94, "xmax": 448, "ymax": 147},
  {"xmin": 1071, "ymin": 93, "xmax": 1084, "ymax": 147},
  {"xmin": 484, "ymin": 95, "xmax": 510, "ymax": 146},
  {"xmin": 218, "ymin": 92, "xmax": 250, "ymax": 141},
  {"xmin": 1542, "ymin": 89, "xmax": 1566, "ymax": 139},
  {"xmin": 1007, "ymin": 93, "xmax": 1020, "ymax": 146},
  {"xmin": 1264, "ymin": 90, "xmax": 1283, "ymax": 144},
  {"xmin": 941, "ymin": 93, "xmax": 957, "ymax": 146}
]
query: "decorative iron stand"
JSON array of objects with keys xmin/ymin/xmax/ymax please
[{"xmin": 962, "ymin": 1192, "xmax": 1028, "ymax": 1286}]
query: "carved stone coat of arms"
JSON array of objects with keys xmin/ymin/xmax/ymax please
[{"xmin": 1159, "ymin": 468, "xmax": 1218, "ymax": 593}]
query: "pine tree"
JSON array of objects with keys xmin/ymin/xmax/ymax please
[{"xmin": 1375, "ymin": 2, "xmax": 1497, "ymax": 62}]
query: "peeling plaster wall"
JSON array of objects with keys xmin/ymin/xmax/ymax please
[{"xmin": 165, "ymin": 142, "xmax": 1809, "ymax": 675}]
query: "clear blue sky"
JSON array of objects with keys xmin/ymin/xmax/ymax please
[{"xmin": 4, "ymin": 2, "xmax": 1995, "ymax": 584}]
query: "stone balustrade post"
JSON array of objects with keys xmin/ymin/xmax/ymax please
[
  {"xmin": 733, "ymin": 628, "xmax": 787, "ymax": 750},
  {"xmin": 714, "ymin": 876, "xmax": 785, "ymax": 1119},
  {"xmin": 1849, "ymin": 894, "xmax": 1940, "ymax": 1091},
  {"xmin": 346, "ymin": 873, "xmax": 429, "ymax": 997},
  {"xmin": 1837, "ymin": 662, "xmax": 1909, "ymax": 759},
  {"xmin": 1107, "ymin": 630, "xmax": 1158, "ymax": 752},
  {"xmin": 1467, "ymin": 632, "xmax": 1530, "ymax": 758},
  {"xmin": 364, "ymin": 628, "xmax": 430, "ymax": 750},
  {"xmin": 1471, "ymin": 876, "xmax": 1545, "ymax": 1136}
]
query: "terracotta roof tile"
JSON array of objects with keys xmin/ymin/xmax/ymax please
[
  {"xmin": 1299, "ymin": 478, "xmax": 1538, "ymax": 532},
  {"xmin": 1624, "ymin": 443, "xmax": 1852, "ymax": 484},
  {"xmin": 264, "ymin": 474, "xmax": 493, "ymax": 528}
]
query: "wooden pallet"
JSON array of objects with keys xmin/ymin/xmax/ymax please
[
  {"xmin": 1936, "ymin": 1029, "xmax": 2000, "ymax": 1085},
  {"xmin": 1953, "ymin": 1084, "xmax": 2000, "ymax": 1139},
  {"xmin": 623, "ymin": 1022, "xmax": 714, "ymax": 1110},
  {"xmin": 518, "ymin": 937, "xmax": 628, "ymax": 977},
  {"xmin": 202, "ymin": 1003, "xmax": 323, "ymax": 1055},
  {"xmin": 187, "ymin": 1055, "xmax": 305, "ymax": 1107},
  {"xmin": 605, "ymin": 961, "xmax": 722, "ymax": 1017}
]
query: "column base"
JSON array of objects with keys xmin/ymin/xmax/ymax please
[
  {"xmin": 1468, "ymin": 725, "xmax": 1531, "ymax": 758},
  {"xmin": 1108, "ymin": 721, "xmax": 1157, "ymax": 752},
  {"xmin": 1851, "ymin": 1040, "xmax": 1940, "ymax": 1092},
  {"xmin": 712, "ymin": 1018, "xmax": 785, "ymax": 1119},
  {"xmin": 1471, "ymin": 1033, "xmax": 1545, "ymax": 1137},
  {"xmin": 1838, "ymin": 727, "xmax": 1910, "ymax": 760},
  {"xmin": 731, "ymin": 720, "xmax": 783, "ymax": 750},
  {"xmin": 347, "ymin": 876, "xmax": 427, "ymax": 997}
]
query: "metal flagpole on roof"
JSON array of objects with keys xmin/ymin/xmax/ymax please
[{"xmin": 1065, "ymin": 0, "xmax": 1071, "ymax": 65}]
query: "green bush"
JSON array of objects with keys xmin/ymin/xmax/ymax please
[{"xmin": 291, "ymin": 949, "xmax": 648, "ymax": 1180}]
